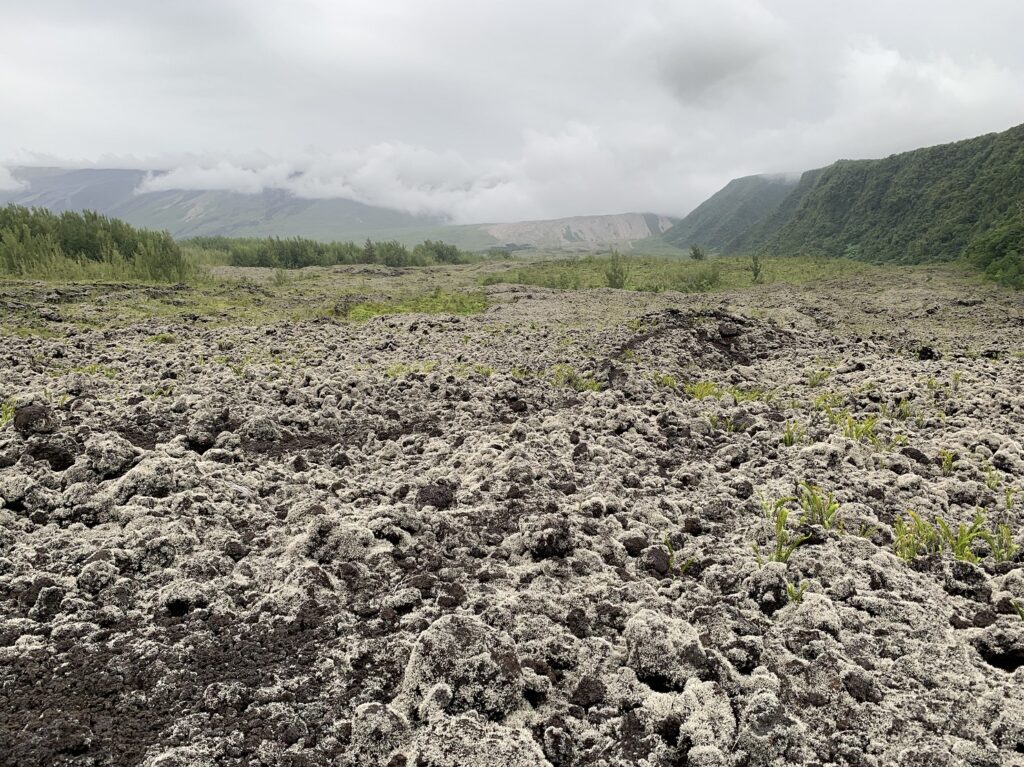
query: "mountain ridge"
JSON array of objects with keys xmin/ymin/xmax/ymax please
[
  {"xmin": 661, "ymin": 123, "xmax": 1024, "ymax": 284},
  {"xmin": 0, "ymin": 166, "xmax": 674, "ymax": 250}
]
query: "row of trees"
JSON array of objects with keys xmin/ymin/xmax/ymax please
[
  {"xmin": 0, "ymin": 205, "xmax": 192, "ymax": 282},
  {"xmin": 190, "ymin": 236, "xmax": 476, "ymax": 269}
]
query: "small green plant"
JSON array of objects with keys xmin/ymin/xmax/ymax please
[
  {"xmin": 473, "ymin": 363, "xmax": 494, "ymax": 377},
  {"xmin": 729, "ymin": 386, "xmax": 774, "ymax": 403},
  {"xmin": 982, "ymin": 523, "xmax": 1020, "ymax": 563},
  {"xmin": 146, "ymin": 332, "xmax": 178, "ymax": 345},
  {"xmin": 754, "ymin": 495, "xmax": 808, "ymax": 565},
  {"xmin": 940, "ymin": 449, "xmax": 955, "ymax": 477},
  {"xmin": 706, "ymin": 414, "xmax": 736, "ymax": 433},
  {"xmin": 813, "ymin": 391, "xmax": 844, "ymax": 424},
  {"xmin": 798, "ymin": 482, "xmax": 841, "ymax": 530},
  {"xmin": 747, "ymin": 253, "xmax": 765, "ymax": 284},
  {"xmin": 894, "ymin": 399, "xmax": 914, "ymax": 421},
  {"xmin": 0, "ymin": 400, "xmax": 14, "ymax": 428},
  {"xmin": 782, "ymin": 421, "xmax": 805, "ymax": 447},
  {"xmin": 983, "ymin": 464, "xmax": 1001, "ymax": 491},
  {"xmin": 689, "ymin": 244, "xmax": 706, "ymax": 261},
  {"xmin": 806, "ymin": 368, "xmax": 831, "ymax": 387},
  {"xmin": 1006, "ymin": 487, "xmax": 1017, "ymax": 512},
  {"xmin": 603, "ymin": 251, "xmax": 629, "ymax": 289},
  {"xmin": 551, "ymin": 364, "xmax": 602, "ymax": 392},
  {"xmin": 385, "ymin": 360, "xmax": 437, "ymax": 379},
  {"xmin": 786, "ymin": 580, "xmax": 808, "ymax": 604},
  {"xmin": 652, "ymin": 372, "xmax": 677, "ymax": 389},
  {"xmin": 664, "ymin": 535, "xmax": 694, "ymax": 579},
  {"xmin": 841, "ymin": 413, "xmax": 880, "ymax": 446},
  {"xmin": 1011, "ymin": 600, "xmax": 1024, "ymax": 622},
  {"xmin": 936, "ymin": 511, "xmax": 987, "ymax": 563},
  {"xmin": 685, "ymin": 381, "xmax": 722, "ymax": 400},
  {"xmin": 270, "ymin": 268, "xmax": 291, "ymax": 287},
  {"xmin": 893, "ymin": 511, "xmax": 944, "ymax": 560},
  {"xmin": 856, "ymin": 522, "xmax": 879, "ymax": 539}
]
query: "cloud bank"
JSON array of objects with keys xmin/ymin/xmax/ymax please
[{"xmin": 3, "ymin": 1, "xmax": 1023, "ymax": 221}]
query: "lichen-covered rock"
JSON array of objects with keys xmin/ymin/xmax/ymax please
[
  {"xmin": 406, "ymin": 714, "xmax": 551, "ymax": 767},
  {"xmin": 349, "ymin": 702, "xmax": 409, "ymax": 764},
  {"xmin": 85, "ymin": 433, "xmax": 138, "ymax": 478},
  {"xmin": 746, "ymin": 562, "xmax": 789, "ymax": 615},
  {"xmin": 520, "ymin": 513, "xmax": 574, "ymax": 559},
  {"xmin": 400, "ymin": 614, "xmax": 524, "ymax": 720},
  {"xmin": 624, "ymin": 609, "xmax": 708, "ymax": 690},
  {"xmin": 237, "ymin": 410, "xmax": 281, "ymax": 443}
]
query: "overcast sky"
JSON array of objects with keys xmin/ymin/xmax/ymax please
[{"xmin": 2, "ymin": 0, "xmax": 1023, "ymax": 222}]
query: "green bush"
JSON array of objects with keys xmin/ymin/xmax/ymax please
[
  {"xmin": 0, "ymin": 205, "xmax": 192, "ymax": 282},
  {"xmin": 200, "ymin": 234, "xmax": 475, "ymax": 270}
]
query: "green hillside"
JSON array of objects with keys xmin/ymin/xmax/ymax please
[
  {"xmin": 662, "ymin": 174, "xmax": 799, "ymax": 251},
  {"xmin": 764, "ymin": 124, "xmax": 1024, "ymax": 265},
  {"xmin": 668, "ymin": 123, "xmax": 1024, "ymax": 287}
]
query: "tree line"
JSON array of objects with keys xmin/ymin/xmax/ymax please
[
  {"xmin": 189, "ymin": 235, "xmax": 478, "ymax": 269},
  {"xmin": 0, "ymin": 205, "xmax": 192, "ymax": 282}
]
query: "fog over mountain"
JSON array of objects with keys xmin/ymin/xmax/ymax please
[{"xmin": 2, "ymin": 1, "xmax": 1024, "ymax": 222}]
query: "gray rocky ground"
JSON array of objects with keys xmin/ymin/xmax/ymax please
[{"xmin": 1, "ymin": 267, "xmax": 1023, "ymax": 766}]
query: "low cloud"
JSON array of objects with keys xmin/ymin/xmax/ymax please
[
  {"xmin": 0, "ymin": 166, "xmax": 25, "ymax": 192},
  {"xmin": 6, "ymin": 1, "xmax": 1021, "ymax": 221}
]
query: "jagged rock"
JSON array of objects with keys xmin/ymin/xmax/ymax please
[{"xmin": 399, "ymin": 614, "xmax": 524, "ymax": 720}]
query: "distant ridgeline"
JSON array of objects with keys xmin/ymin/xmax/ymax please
[{"xmin": 663, "ymin": 123, "xmax": 1024, "ymax": 287}]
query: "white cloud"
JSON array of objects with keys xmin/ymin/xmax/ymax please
[
  {"xmin": 0, "ymin": 166, "xmax": 25, "ymax": 191},
  {"xmin": 5, "ymin": 1, "xmax": 1022, "ymax": 220}
]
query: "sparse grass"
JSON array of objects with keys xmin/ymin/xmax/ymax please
[
  {"xmin": 940, "ymin": 449, "xmax": 955, "ymax": 477},
  {"xmin": 68, "ymin": 363, "xmax": 120, "ymax": 379},
  {"xmin": 786, "ymin": 580, "xmax": 808, "ymax": 604},
  {"xmin": 146, "ymin": 332, "xmax": 178, "ymax": 345},
  {"xmin": 1011, "ymin": 600, "xmax": 1024, "ymax": 622},
  {"xmin": 729, "ymin": 386, "xmax": 775, "ymax": 403},
  {"xmin": 346, "ymin": 289, "xmax": 488, "ymax": 321},
  {"xmin": 480, "ymin": 254, "xmax": 878, "ymax": 294},
  {"xmin": 1006, "ymin": 487, "xmax": 1017, "ymax": 512},
  {"xmin": 754, "ymin": 495, "xmax": 808, "ymax": 565},
  {"xmin": 983, "ymin": 523, "xmax": 1020, "ymax": 563},
  {"xmin": 551, "ymin": 364, "xmax": 602, "ymax": 392},
  {"xmin": 882, "ymin": 398, "xmax": 914, "ymax": 421},
  {"xmin": 270, "ymin": 268, "xmax": 291, "ymax": 287},
  {"xmin": 798, "ymin": 482, "xmax": 841, "ymax": 530},
  {"xmin": 664, "ymin": 535, "xmax": 694, "ymax": 579},
  {"xmin": 385, "ymin": 360, "xmax": 438, "ymax": 379},
  {"xmin": 685, "ymin": 381, "xmax": 723, "ymax": 400},
  {"xmin": 706, "ymin": 414, "xmax": 736, "ymax": 433},
  {"xmin": 0, "ymin": 400, "xmax": 14, "ymax": 428},
  {"xmin": 893, "ymin": 509, "xmax": 998, "ymax": 563},
  {"xmin": 855, "ymin": 522, "xmax": 879, "ymax": 540},
  {"xmin": 841, "ymin": 413, "xmax": 880, "ymax": 446},
  {"xmin": 652, "ymin": 372, "xmax": 677, "ymax": 389},
  {"xmin": 936, "ymin": 512, "xmax": 987, "ymax": 563},
  {"xmin": 893, "ymin": 511, "xmax": 944, "ymax": 560},
  {"xmin": 983, "ymin": 463, "xmax": 1002, "ymax": 491},
  {"xmin": 782, "ymin": 421, "xmax": 805, "ymax": 447},
  {"xmin": 806, "ymin": 368, "xmax": 831, "ymax": 387}
]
